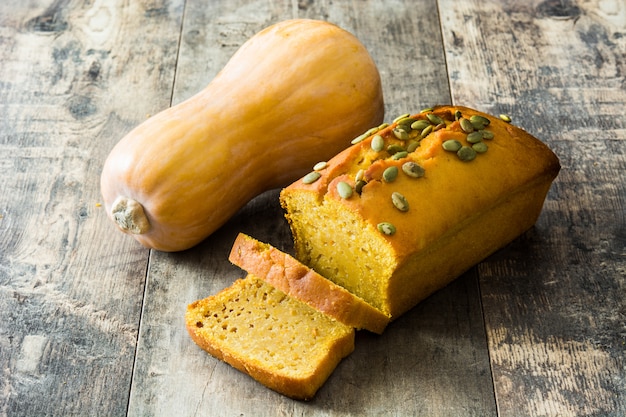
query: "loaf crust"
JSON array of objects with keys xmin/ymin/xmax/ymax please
[
  {"xmin": 186, "ymin": 276, "xmax": 355, "ymax": 400},
  {"xmin": 281, "ymin": 105, "xmax": 560, "ymax": 318},
  {"xmin": 229, "ymin": 233, "xmax": 390, "ymax": 333}
]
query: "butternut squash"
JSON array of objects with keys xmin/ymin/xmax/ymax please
[{"xmin": 100, "ymin": 19, "xmax": 384, "ymax": 251}]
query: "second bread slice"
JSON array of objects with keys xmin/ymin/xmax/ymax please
[
  {"xmin": 186, "ymin": 275, "xmax": 355, "ymax": 400},
  {"xmin": 229, "ymin": 233, "xmax": 389, "ymax": 334}
]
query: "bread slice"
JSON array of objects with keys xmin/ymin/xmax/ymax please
[
  {"xmin": 185, "ymin": 275, "xmax": 355, "ymax": 401},
  {"xmin": 281, "ymin": 105, "xmax": 560, "ymax": 319},
  {"xmin": 228, "ymin": 233, "xmax": 389, "ymax": 334}
]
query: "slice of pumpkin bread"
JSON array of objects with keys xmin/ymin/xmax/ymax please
[
  {"xmin": 186, "ymin": 275, "xmax": 355, "ymax": 401},
  {"xmin": 229, "ymin": 233, "xmax": 389, "ymax": 334}
]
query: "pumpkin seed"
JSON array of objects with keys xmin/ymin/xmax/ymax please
[
  {"xmin": 420, "ymin": 107, "xmax": 434, "ymax": 113},
  {"xmin": 391, "ymin": 192, "xmax": 409, "ymax": 212},
  {"xmin": 365, "ymin": 126, "xmax": 379, "ymax": 136},
  {"xmin": 377, "ymin": 222, "xmax": 396, "ymax": 236},
  {"xmin": 351, "ymin": 132, "xmax": 369, "ymax": 144},
  {"xmin": 433, "ymin": 122, "xmax": 446, "ymax": 131},
  {"xmin": 411, "ymin": 119, "xmax": 431, "ymax": 131},
  {"xmin": 442, "ymin": 139, "xmax": 462, "ymax": 152},
  {"xmin": 371, "ymin": 134, "xmax": 385, "ymax": 151},
  {"xmin": 472, "ymin": 142, "xmax": 488, "ymax": 153},
  {"xmin": 355, "ymin": 179, "xmax": 367, "ymax": 194},
  {"xmin": 499, "ymin": 114, "xmax": 512, "ymax": 123},
  {"xmin": 420, "ymin": 125, "xmax": 433, "ymax": 139},
  {"xmin": 337, "ymin": 181, "xmax": 353, "ymax": 199},
  {"xmin": 393, "ymin": 113, "xmax": 411, "ymax": 123},
  {"xmin": 392, "ymin": 151, "xmax": 409, "ymax": 160},
  {"xmin": 454, "ymin": 110, "xmax": 463, "ymax": 121},
  {"xmin": 383, "ymin": 166, "xmax": 399, "ymax": 182},
  {"xmin": 457, "ymin": 146, "xmax": 477, "ymax": 161},
  {"xmin": 313, "ymin": 161, "xmax": 327, "ymax": 171},
  {"xmin": 427, "ymin": 113, "xmax": 445, "ymax": 125},
  {"xmin": 470, "ymin": 115, "xmax": 490, "ymax": 128},
  {"xmin": 303, "ymin": 171, "xmax": 321, "ymax": 184},
  {"xmin": 402, "ymin": 161, "xmax": 425, "ymax": 178},
  {"xmin": 466, "ymin": 131, "xmax": 484, "ymax": 144},
  {"xmin": 396, "ymin": 117, "xmax": 416, "ymax": 127},
  {"xmin": 355, "ymin": 169, "xmax": 365, "ymax": 182},
  {"xmin": 393, "ymin": 127, "xmax": 410, "ymax": 140},
  {"xmin": 387, "ymin": 144, "xmax": 405, "ymax": 154},
  {"xmin": 406, "ymin": 140, "xmax": 420, "ymax": 153},
  {"xmin": 482, "ymin": 130, "xmax": 495, "ymax": 140},
  {"xmin": 459, "ymin": 117, "xmax": 474, "ymax": 133},
  {"xmin": 378, "ymin": 122, "xmax": 389, "ymax": 130}
]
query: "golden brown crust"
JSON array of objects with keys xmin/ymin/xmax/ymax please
[{"xmin": 229, "ymin": 233, "xmax": 390, "ymax": 333}]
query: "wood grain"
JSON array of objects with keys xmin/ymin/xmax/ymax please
[
  {"xmin": 1, "ymin": 0, "xmax": 624, "ymax": 415},
  {"xmin": 439, "ymin": 0, "xmax": 626, "ymax": 415},
  {"xmin": 0, "ymin": 0, "xmax": 182, "ymax": 415}
]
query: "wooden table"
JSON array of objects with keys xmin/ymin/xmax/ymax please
[{"xmin": 1, "ymin": 1, "xmax": 624, "ymax": 416}]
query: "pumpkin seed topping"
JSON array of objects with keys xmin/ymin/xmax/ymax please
[
  {"xmin": 391, "ymin": 192, "xmax": 409, "ymax": 212},
  {"xmin": 402, "ymin": 161, "xmax": 425, "ymax": 178},
  {"xmin": 457, "ymin": 146, "xmax": 477, "ymax": 162},
  {"xmin": 371, "ymin": 134, "xmax": 385, "ymax": 152},
  {"xmin": 406, "ymin": 140, "xmax": 420, "ymax": 153},
  {"xmin": 387, "ymin": 144, "xmax": 405, "ymax": 154},
  {"xmin": 365, "ymin": 126, "xmax": 379, "ymax": 136},
  {"xmin": 393, "ymin": 127, "xmax": 410, "ymax": 140},
  {"xmin": 459, "ymin": 117, "xmax": 474, "ymax": 133},
  {"xmin": 470, "ymin": 115, "xmax": 490, "ymax": 128},
  {"xmin": 383, "ymin": 166, "xmax": 399, "ymax": 182},
  {"xmin": 355, "ymin": 179, "xmax": 367, "ymax": 194},
  {"xmin": 472, "ymin": 142, "xmax": 488, "ymax": 153},
  {"xmin": 378, "ymin": 122, "xmax": 389, "ymax": 130},
  {"xmin": 303, "ymin": 171, "xmax": 321, "ymax": 184},
  {"xmin": 482, "ymin": 130, "xmax": 495, "ymax": 140},
  {"xmin": 337, "ymin": 181, "xmax": 353, "ymax": 199},
  {"xmin": 393, "ymin": 113, "xmax": 411, "ymax": 123},
  {"xmin": 351, "ymin": 132, "xmax": 369, "ymax": 144},
  {"xmin": 392, "ymin": 151, "xmax": 409, "ymax": 160},
  {"xmin": 313, "ymin": 161, "xmax": 327, "ymax": 171},
  {"xmin": 442, "ymin": 139, "xmax": 463, "ymax": 152},
  {"xmin": 411, "ymin": 119, "xmax": 430, "ymax": 131},
  {"xmin": 499, "ymin": 114, "xmax": 512, "ymax": 123},
  {"xmin": 355, "ymin": 169, "xmax": 365, "ymax": 182},
  {"xmin": 377, "ymin": 222, "xmax": 396, "ymax": 236},
  {"xmin": 454, "ymin": 110, "xmax": 463, "ymax": 121},
  {"xmin": 420, "ymin": 125, "xmax": 433, "ymax": 139},
  {"xmin": 426, "ymin": 113, "xmax": 445, "ymax": 126},
  {"xmin": 466, "ymin": 131, "xmax": 484, "ymax": 144},
  {"xmin": 396, "ymin": 117, "xmax": 416, "ymax": 126},
  {"xmin": 420, "ymin": 107, "xmax": 434, "ymax": 113}
]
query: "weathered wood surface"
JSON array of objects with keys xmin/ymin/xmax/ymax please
[
  {"xmin": 439, "ymin": 1, "xmax": 626, "ymax": 415},
  {"xmin": 0, "ymin": 0, "xmax": 624, "ymax": 416}
]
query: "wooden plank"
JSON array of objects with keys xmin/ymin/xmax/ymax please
[
  {"xmin": 0, "ymin": 0, "xmax": 184, "ymax": 415},
  {"xmin": 127, "ymin": 0, "xmax": 497, "ymax": 416},
  {"xmin": 438, "ymin": 0, "xmax": 626, "ymax": 415}
]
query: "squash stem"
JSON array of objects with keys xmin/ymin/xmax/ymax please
[{"xmin": 111, "ymin": 196, "xmax": 150, "ymax": 235}]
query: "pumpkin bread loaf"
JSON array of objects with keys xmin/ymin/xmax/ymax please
[
  {"xmin": 228, "ymin": 233, "xmax": 389, "ymax": 334},
  {"xmin": 280, "ymin": 105, "xmax": 560, "ymax": 319},
  {"xmin": 186, "ymin": 275, "xmax": 355, "ymax": 400}
]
